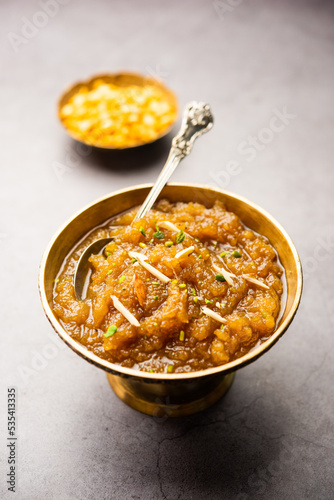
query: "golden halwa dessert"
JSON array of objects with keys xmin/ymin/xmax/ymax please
[
  {"xmin": 53, "ymin": 200, "xmax": 284, "ymax": 373},
  {"xmin": 59, "ymin": 77, "xmax": 177, "ymax": 148}
]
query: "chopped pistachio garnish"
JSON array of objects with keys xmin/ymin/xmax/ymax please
[
  {"xmin": 122, "ymin": 287, "xmax": 126, "ymax": 291},
  {"xmin": 131, "ymin": 258, "xmax": 137, "ymax": 264},
  {"xmin": 112, "ymin": 263, "xmax": 116, "ymax": 266},
  {"xmin": 176, "ymin": 229, "xmax": 185, "ymax": 244},
  {"xmin": 172, "ymin": 279, "xmax": 178, "ymax": 284},
  {"xmin": 191, "ymin": 288, "xmax": 196, "ymax": 295},
  {"xmin": 104, "ymin": 325, "xmax": 117, "ymax": 337},
  {"xmin": 106, "ymin": 252, "xmax": 111, "ymax": 256},
  {"xmin": 153, "ymin": 221, "xmax": 164, "ymax": 239},
  {"xmin": 193, "ymin": 297, "xmax": 198, "ymax": 303},
  {"xmin": 232, "ymin": 250, "xmax": 241, "ymax": 258},
  {"xmin": 154, "ymin": 322, "xmax": 158, "ymax": 327},
  {"xmin": 139, "ymin": 226, "xmax": 146, "ymax": 237},
  {"xmin": 154, "ymin": 295, "xmax": 158, "ymax": 300},
  {"xmin": 144, "ymin": 335, "xmax": 148, "ymax": 340},
  {"xmin": 139, "ymin": 242, "xmax": 146, "ymax": 248},
  {"xmin": 220, "ymin": 251, "xmax": 230, "ymax": 257},
  {"xmin": 167, "ymin": 365, "xmax": 174, "ymax": 373},
  {"xmin": 198, "ymin": 255, "xmax": 202, "ymax": 259},
  {"xmin": 179, "ymin": 330, "xmax": 185, "ymax": 341},
  {"xmin": 179, "ymin": 284, "xmax": 186, "ymax": 288},
  {"xmin": 215, "ymin": 274, "xmax": 226, "ymax": 282},
  {"xmin": 107, "ymin": 270, "xmax": 112, "ymax": 275},
  {"xmin": 119, "ymin": 275, "xmax": 126, "ymax": 283},
  {"xmin": 55, "ymin": 278, "xmax": 59, "ymax": 283},
  {"xmin": 205, "ymin": 299, "xmax": 213, "ymax": 304},
  {"xmin": 152, "ymin": 281, "xmax": 160, "ymax": 285},
  {"xmin": 149, "ymin": 369, "xmax": 154, "ymax": 373},
  {"xmin": 165, "ymin": 240, "xmax": 173, "ymax": 247}
]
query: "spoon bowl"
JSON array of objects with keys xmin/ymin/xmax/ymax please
[{"xmin": 39, "ymin": 183, "xmax": 302, "ymax": 417}]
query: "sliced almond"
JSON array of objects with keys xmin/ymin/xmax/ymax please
[
  {"xmin": 175, "ymin": 246, "xmax": 195, "ymax": 260},
  {"xmin": 128, "ymin": 251, "xmax": 148, "ymax": 261},
  {"xmin": 202, "ymin": 306, "xmax": 228, "ymax": 324},
  {"xmin": 159, "ymin": 221, "xmax": 180, "ymax": 232},
  {"xmin": 128, "ymin": 251, "xmax": 170, "ymax": 283},
  {"xmin": 242, "ymin": 274, "xmax": 269, "ymax": 290},
  {"xmin": 212, "ymin": 263, "xmax": 235, "ymax": 286},
  {"xmin": 110, "ymin": 295, "xmax": 140, "ymax": 327},
  {"xmin": 133, "ymin": 274, "xmax": 146, "ymax": 307}
]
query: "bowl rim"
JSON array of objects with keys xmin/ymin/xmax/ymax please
[
  {"xmin": 39, "ymin": 182, "xmax": 303, "ymax": 380},
  {"xmin": 57, "ymin": 71, "xmax": 179, "ymax": 150}
]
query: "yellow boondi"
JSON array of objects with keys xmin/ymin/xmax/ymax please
[{"xmin": 59, "ymin": 79, "xmax": 177, "ymax": 148}]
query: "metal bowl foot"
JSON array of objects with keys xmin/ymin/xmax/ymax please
[{"xmin": 107, "ymin": 371, "xmax": 235, "ymax": 417}]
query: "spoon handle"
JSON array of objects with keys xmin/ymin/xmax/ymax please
[{"xmin": 133, "ymin": 101, "xmax": 214, "ymax": 222}]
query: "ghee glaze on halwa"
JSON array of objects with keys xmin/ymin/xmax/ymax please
[{"xmin": 53, "ymin": 200, "xmax": 284, "ymax": 373}]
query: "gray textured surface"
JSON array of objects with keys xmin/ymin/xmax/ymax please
[{"xmin": 1, "ymin": 0, "xmax": 334, "ymax": 499}]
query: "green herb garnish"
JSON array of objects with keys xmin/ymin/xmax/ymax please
[
  {"xmin": 104, "ymin": 325, "xmax": 117, "ymax": 337},
  {"xmin": 176, "ymin": 229, "xmax": 185, "ymax": 244},
  {"xmin": 139, "ymin": 226, "xmax": 146, "ymax": 237},
  {"xmin": 215, "ymin": 274, "xmax": 226, "ymax": 282},
  {"xmin": 153, "ymin": 221, "xmax": 164, "ymax": 239}
]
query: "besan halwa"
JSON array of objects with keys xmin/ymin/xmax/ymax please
[{"xmin": 53, "ymin": 200, "xmax": 284, "ymax": 374}]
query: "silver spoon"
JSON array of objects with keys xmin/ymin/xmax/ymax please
[{"xmin": 74, "ymin": 101, "xmax": 214, "ymax": 300}]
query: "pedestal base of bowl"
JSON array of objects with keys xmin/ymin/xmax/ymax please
[{"xmin": 106, "ymin": 371, "xmax": 235, "ymax": 417}]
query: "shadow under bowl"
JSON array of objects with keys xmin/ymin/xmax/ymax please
[{"xmin": 39, "ymin": 183, "xmax": 302, "ymax": 417}]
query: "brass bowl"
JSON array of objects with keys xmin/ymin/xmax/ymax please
[
  {"xmin": 39, "ymin": 183, "xmax": 302, "ymax": 417},
  {"xmin": 58, "ymin": 72, "xmax": 178, "ymax": 149}
]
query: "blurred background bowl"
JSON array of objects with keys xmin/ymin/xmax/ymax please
[
  {"xmin": 58, "ymin": 72, "xmax": 178, "ymax": 149},
  {"xmin": 39, "ymin": 183, "xmax": 302, "ymax": 417}
]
